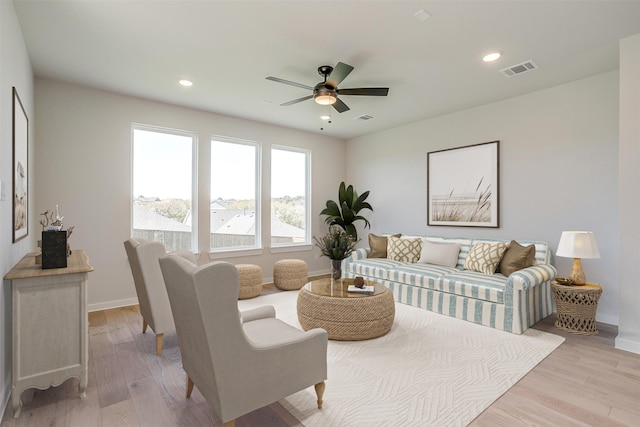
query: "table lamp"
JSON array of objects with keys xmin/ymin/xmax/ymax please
[{"xmin": 555, "ymin": 231, "xmax": 600, "ymax": 285}]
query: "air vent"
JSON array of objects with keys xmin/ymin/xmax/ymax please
[
  {"xmin": 354, "ymin": 114, "xmax": 375, "ymax": 121},
  {"xmin": 500, "ymin": 60, "xmax": 538, "ymax": 77}
]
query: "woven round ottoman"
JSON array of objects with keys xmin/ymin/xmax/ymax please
[
  {"xmin": 273, "ymin": 259, "xmax": 308, "ymax": 290},
  {"xmin": 297, "ymin": 278, "xmax": 395, "ymax": 340},
  {"xmin": 236, "ymin": 264, "xmax": 263, "ymax": 299}
]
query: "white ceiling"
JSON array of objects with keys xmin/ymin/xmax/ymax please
[{"xmin": 13, "ymin": 0, "xmax": 640, "ymax": 140}]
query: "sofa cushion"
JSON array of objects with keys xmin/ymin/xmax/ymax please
[
  {"xmin": 344, "ymin": 258, "xmax": 406, "ymax": 281},
  {"xmin": 368, "ymin": 233, "xmax": 401, "ymax": 258},
  {"xmin": 418, "ymin": 240, "xmax": 461, "ymax": 268},
  {"xmin": 498, "ymin": 240, "xmax": 535, "ymax": 276},
  {"xmin": 387, "ymin": 263, "xmax": 457, "ymax": 288},
  {"xmin": 463, "ymin": 242, "xmax": 508, "ymax": 275},
  {"xmin": 387, "ymin": 236, "xmax": 422, "ymax": 263},
  {"xmin": 385, "ymin": 263, "xmax": 506, "ymax": 304},
  {"xmin": 436, "ymin": 271, "xmax": 507, "ymax": 303}
]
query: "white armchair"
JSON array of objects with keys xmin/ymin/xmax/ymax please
[
  {"xmin": 124, "ymin": 238, "xmax": 197, "ymax": 355},
  {"xmin": 159, "ymin": 254, "xmax": 328, "ymax": 427}
]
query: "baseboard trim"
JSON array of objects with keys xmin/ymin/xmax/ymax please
[
  {"xmin": 596, "ymin": 312, "xmax": 618, "ymax": 326},
  {"xmin": 615, "ymin": 336, "xmax": 640, "ymax": 355},
  {"xmin": 88, "ymin": 297, "xmax": 139, "ymax": 313}
]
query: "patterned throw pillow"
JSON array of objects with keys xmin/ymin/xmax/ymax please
[
  {"xmin": 387, "ymin": 236, "xmax": 422, "ymax": 262},
  {"xmin": 463, "ymin": 242, "xmax": 508, "ymax": 275},
  {"xmin": 368, "ymin": 233, "xmax": 402, "ymax": 258}
]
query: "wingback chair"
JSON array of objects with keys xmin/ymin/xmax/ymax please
[
  {"xmin": 124, "ymin": 238, "xmax": 197, "ymax": 356},
  {"xmin": 159, "ymin": 254, "xmax": 328, "ymax": 427}
]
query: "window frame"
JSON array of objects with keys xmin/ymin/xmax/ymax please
[
  {"xmin": 269, "ymin": 144, "xmax": 312, "ymax": 249},
  {"xmin": 131, "ymin": 123, "xmax": 198, "ymax": 252},
  {"xmin": 208, "ymin": 135, "xmax": 262, "ymax": 254}
]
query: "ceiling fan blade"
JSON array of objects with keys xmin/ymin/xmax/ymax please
[
  {"xmin": 266, "ymin": 76, "xmax": 314, "ymax": 91},
  {"xmin": 332, "ymin": 98, "xmax": 350, "ymax": 113},
  {"xmin": 326, "ymin": 62, "xmax": 354, "ymax": 88},
  {"xmin": 337, "ymin": 88, "xmax": 389, "ymax": 96},
  {"xmin": 281, "ymin": 95, "xmax": 313, "ymax": 106}
]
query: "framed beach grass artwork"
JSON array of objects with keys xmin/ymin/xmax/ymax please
[
  {"xmin": 427, "ymin": 141, "xmax": 499, "ymax": 227},
  {"xmin": 13, "ymin": 87, "xmax": 29, "ymax": 242}
]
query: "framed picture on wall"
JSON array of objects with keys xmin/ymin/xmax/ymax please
[
  {"xmin": 13, "ymin": 87, "xmax": 29, "ymax": 242},
  {"xmin": 427, "ymin": 140, "xmax": 499, "ymax": 228}
]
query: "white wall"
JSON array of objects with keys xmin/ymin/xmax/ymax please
[
  {"xmin": 347, "ymin": 72, "xmax": 620, "ymax": 325},
  {"xmin": 0, "ymin": 0, "xmax": 34, "ymax": 416},
  {"xmin": 34, "ymin": 78, "xmax": 346, "ymax": 310},
  {"xmin": 616, "ymin": 33, "xmax": 640, "ymax": 354}
]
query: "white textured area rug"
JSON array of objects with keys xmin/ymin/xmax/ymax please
[{"xmin": 238, "ymin": 291, "xmax": 564, "ymax": 427}]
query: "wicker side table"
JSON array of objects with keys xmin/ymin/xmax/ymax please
[{"xmin": 551, "ymin": 281, "xmax": 602, "ymax": 335}]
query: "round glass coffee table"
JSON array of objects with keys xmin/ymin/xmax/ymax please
[{"xmin": 297, "ymin": 278, "xmax": 395, "ymax": 341}]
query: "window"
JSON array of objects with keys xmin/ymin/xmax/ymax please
[
  {"xmin": 132, "ymin": 125, "xmax": 196, "ymax": 251},
  {"xmin": 210, "ymin": 137, "xmax": 260, "ymax": 251},
  {"xmin": 271, "ymin": 146, "xmax": 310, "ymax": 246}
]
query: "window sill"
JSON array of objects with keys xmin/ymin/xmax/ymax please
[
  {"xmin": 207, "ymin": 248, "xmax": 264, "ymax": 260},
  {"xmin": 206, "ymin": 244, "xmax": 313, "ymax": 259},
  {"xmin": 269, "ymin": 244, "xmax": 313, "ymax": 254}
]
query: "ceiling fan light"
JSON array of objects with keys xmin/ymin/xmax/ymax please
[{"xmin": 315, "ymin": 94, "xmax": 336, "ymax": 105}]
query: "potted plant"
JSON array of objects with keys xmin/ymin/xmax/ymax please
[
  {"xmin": 320, "ymin": 181, "xmax": 373, "ymax": 241},
  {"xmin": 313, "ymin": 226, "xmax": 357, "ymax": 280}
]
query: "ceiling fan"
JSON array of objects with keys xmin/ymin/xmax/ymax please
[{"xmin": 266, "ymin": 62, "xmax": 389, "ymax": 113}]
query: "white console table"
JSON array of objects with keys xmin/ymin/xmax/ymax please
[{"xmin": 4, "ymin": 250, "xmax": 93, "ymax": 418}]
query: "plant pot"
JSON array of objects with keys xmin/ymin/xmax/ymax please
[{"xmin": 331, "ymin": 259, "xmax": 342, "ymax": 280}]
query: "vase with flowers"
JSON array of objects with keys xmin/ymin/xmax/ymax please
[{"xmin": 313, "ymin": 226, "xmax": 357, "ymax": 280}]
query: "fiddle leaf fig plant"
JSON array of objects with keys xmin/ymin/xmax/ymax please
[{"xmin": 320, "ymin": 181, "xmax": 373, "ymax": 241}]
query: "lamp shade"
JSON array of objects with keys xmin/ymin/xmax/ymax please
[{"xmin": 556, "ymin": 231, "xmax": 600, "ymax": 259}]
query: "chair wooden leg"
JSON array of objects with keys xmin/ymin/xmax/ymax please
[
  {"xmin": 155, "ymin": 333, "xmax": 164, "ymax": 356},
  {"xmin": 186, "ymin": 376, "xmax": 194, "ymax": 398},
  {"xmin": 222, "ymin": 421, "xmax": 235, "ymax": 427},
  {"xmin": 142, "ymin": 319, "xmax": 148, "ymax": 334},
  {"xmin": 314, "ymin": 381, "xmax": 326, "ymax": 409}
]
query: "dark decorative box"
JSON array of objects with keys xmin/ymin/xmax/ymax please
[{"xmin": 42, "ymin": 231, "xmax": 68, "ymax": 269}]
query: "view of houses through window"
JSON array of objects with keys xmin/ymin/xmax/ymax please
[
  {"xmin": 271, "ymin": 147, "xmax": 309, "ymax": 246},
  {"xmin": 210, "ymin": 138, "xmax": 259, "ymax": 250},
  {"xmin": 132, "ymin": 125, "xmax": 310, "ymax": 253},
  {"xmin": 132, "ymin": 126, "xmax": 195, "ymax": 251}
]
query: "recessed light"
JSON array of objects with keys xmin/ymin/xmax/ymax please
[
  {"xmin": 178, "ymin": 79, "xmax": 193, "ymax": 87},
  {"xmin": 320, "ymin": 115, "xmax": 331, "ymax": 121},
  {"xmin": 482, "ymin": 51, "xmax": 502, "ymax": 62}
]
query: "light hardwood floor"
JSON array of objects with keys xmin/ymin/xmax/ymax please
[
  {"xmin": 471, "ymin": 317, "xmax": 640, "ymax": 427},
  {"xmin": 2, "ymin": 286, "xmax": 639, "ymax": 426}
]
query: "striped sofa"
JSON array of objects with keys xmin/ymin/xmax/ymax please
[{"xmin": 343, "ymin": 236, "xmax": 557, "ymax": 334}]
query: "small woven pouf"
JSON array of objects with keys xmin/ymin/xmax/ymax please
[
  {"xmin": 273, "ymin": 259, "xmax": 308, "ymax": 290},
  {"xmin": 236, "ymin": 264, "xmax": 263, "ymax": 299}
]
